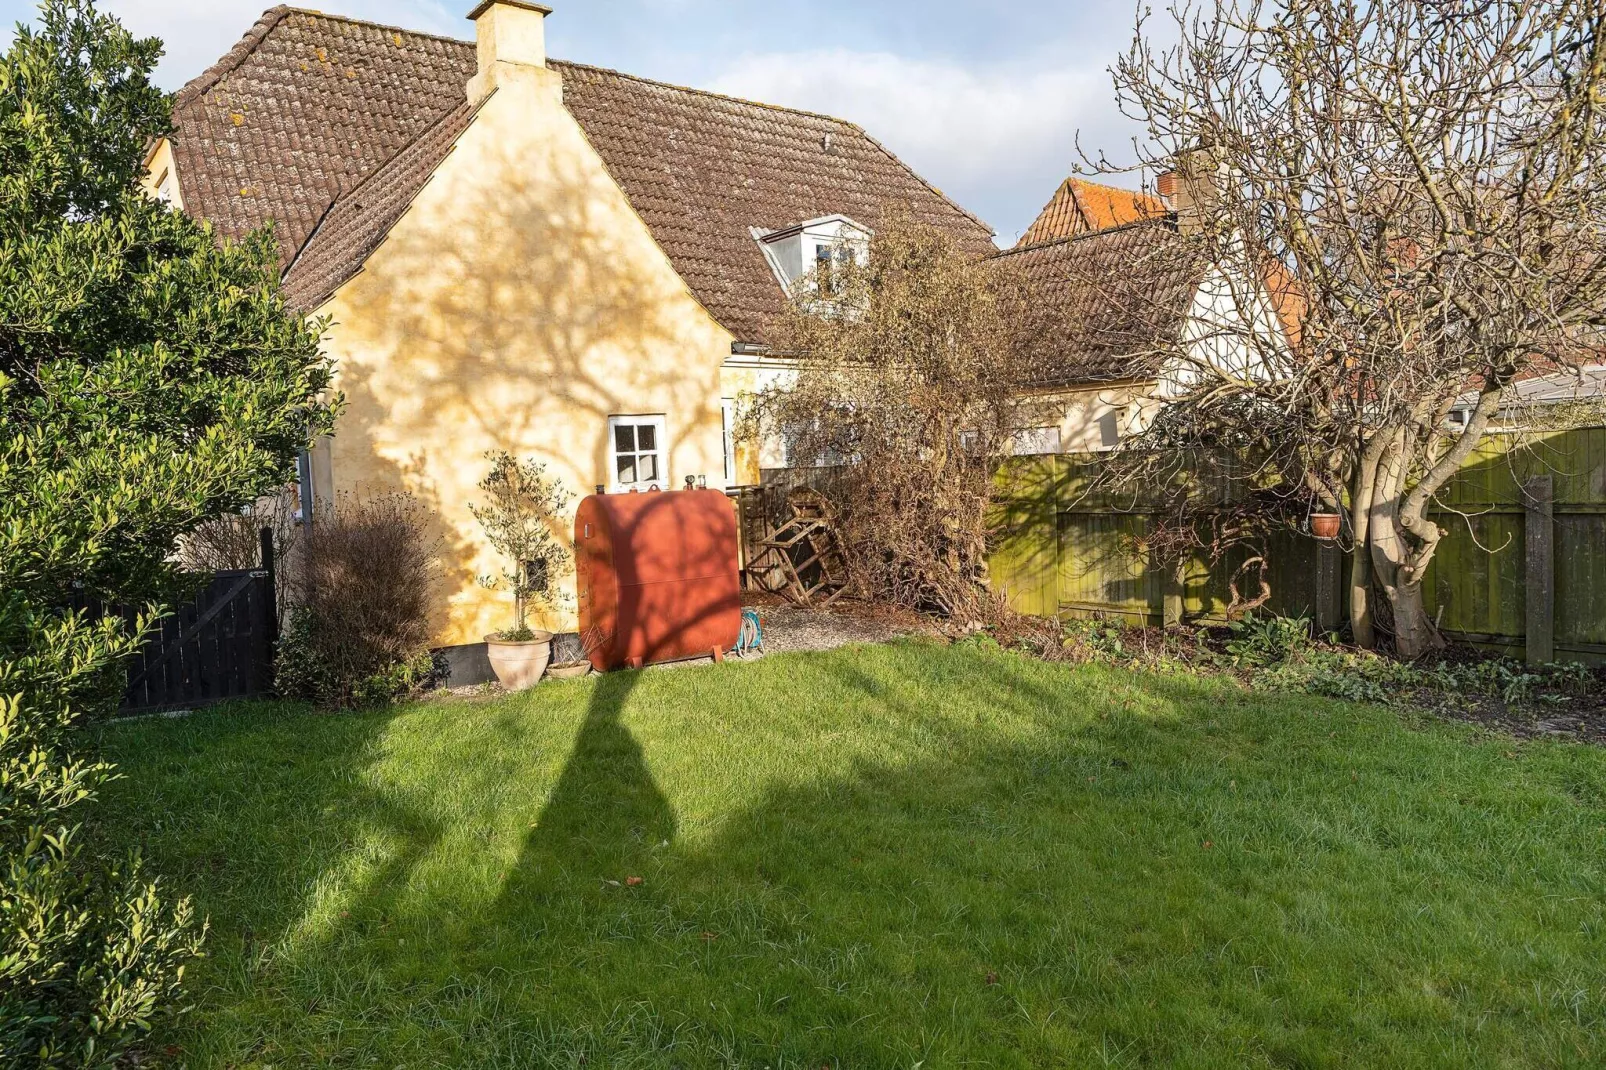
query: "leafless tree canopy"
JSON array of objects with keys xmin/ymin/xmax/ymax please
[
  {"xmin": 747, "ymin": 217, "xmax": 1049, "ymax": 618},
  {"xmin": 1090, "ymin": 0, "xmax": 1606, "ymax": 656}
]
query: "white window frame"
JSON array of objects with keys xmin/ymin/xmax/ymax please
[
  {"xmin": 607, "ymin": 414, "xmax": 668, "ymax": 493},
  {"xmin": 154, "ymin": 168, "xmax": 177, "ymax": 205}
]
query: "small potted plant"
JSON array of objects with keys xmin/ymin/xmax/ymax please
[{"xmin": 471, "ymin": 451, "xmax": 572, "ymax": 690}]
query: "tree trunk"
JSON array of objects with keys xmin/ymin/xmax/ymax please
[
  {"xmin": 1366, "ymin": 431, "xmax": 1444, "ymax": 659},
  {"xmin": 1383, "ymin": 578, "xmax": 1441, "ymax": 660},
  {"xmin": 1347, "ymin": 434, "xmax": 1389, "ymax": 648}
]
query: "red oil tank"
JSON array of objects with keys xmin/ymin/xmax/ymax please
[{"xmin": 575, "ymin": 489, "xmax": 742, "ymax": 671}]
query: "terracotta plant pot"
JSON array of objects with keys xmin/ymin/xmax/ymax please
[
  {"xmin": 546, "ymin": 659, "xmax": 593, "ymax": 680},
  {"xmin": 485, "ymin": 630, "xmax": 554, "ymax": 690},
  {"xmin": 1310, "ymin": 513, "xmax": 1342, "ymax": 540}
]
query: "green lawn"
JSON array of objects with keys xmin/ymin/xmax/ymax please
[{"xmin": 100, "ymin": 640, "xmax": 1606, "ymax": 1068}]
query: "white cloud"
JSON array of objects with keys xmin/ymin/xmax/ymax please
[
  {"xmin": 94, "ymin": 0, "xmax": 460, "ymax": 90},
  {"xmin": 707, "ymin": 49, "xmax": 1143, "ymax": 244}
]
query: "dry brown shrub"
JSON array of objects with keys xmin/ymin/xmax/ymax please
[
  {"xmin": 278, "ymin": 492, "xmax": 441, "ymax": 704},
  {"xmin": 747, "ymin": 215, "xmax": 1051, "ymax": 619}
]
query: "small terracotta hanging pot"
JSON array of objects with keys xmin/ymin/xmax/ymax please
[{"xmin": 1310, "ymin": 513, "xmax": 1342, "ymax": 540}]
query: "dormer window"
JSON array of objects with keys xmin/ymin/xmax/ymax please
[
  {"xmin": 751, "ymin": 214, "xmax": 871, "ymax": 295},
  {"xmin": 815, "ymin": 241, "xmax": 855, "ymax": 293}
]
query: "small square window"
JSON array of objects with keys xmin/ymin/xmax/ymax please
[{"xmin": 607, "ymin": 415, "xmax": 667, "ymax": 492}]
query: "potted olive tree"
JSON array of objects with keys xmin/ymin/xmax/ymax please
[{"xmin": 471, "ymin": 451, "xmax": 572, "ymax": 689}]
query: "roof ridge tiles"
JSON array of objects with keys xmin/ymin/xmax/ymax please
[
  {"xmin": 191, "ymin": 5, "xmax": 989, "ymax": 158},
  {"xmin": 991, "ymin": 216, "xmax": 1172, "ymax": 260},
  {"xmin": 282, "ymin": 92, "xmax": 488, "ymax": 287},
  {"xmin": 275, "ymin": 5, "xmax": 473, "ymax": 48},
  {"xmin": 173, "ymin": 5, "xmax": 293, "ymax": 109},
  {"xmin": 167, "ymin": 4, "xmax": 1001, "ymax": 342}
]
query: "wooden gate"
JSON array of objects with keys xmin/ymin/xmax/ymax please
[
  {"xmin": 119, "ymin": 530, "xmax": 280, "ymax": 712},
  {"xmin": 120, "ymin": 569, "xmax": 278, "ymax": 712}
]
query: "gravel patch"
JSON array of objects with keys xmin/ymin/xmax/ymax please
[
  {"xmin": 745, "ymin": 598, "xmax": 934, "ymax": 655},
  {"xmin": 436, "ymin": 596, "xmax": 937, "ymax": 695}
]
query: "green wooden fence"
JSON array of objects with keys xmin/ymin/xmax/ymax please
[{"xmin": 988, "ymin": 427, "xmax": 1606, "ymax": 664}]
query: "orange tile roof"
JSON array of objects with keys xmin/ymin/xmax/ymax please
[{"xmin": 1016, "ymin": 177, "xmax": 1166, "ymax": 247}]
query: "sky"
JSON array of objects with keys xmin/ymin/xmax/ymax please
[{"xmin": 0, "ymin": 0, "xmax": 1153, "ymax": 244}]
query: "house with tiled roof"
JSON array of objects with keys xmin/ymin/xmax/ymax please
[
  {"xmin": 988, "ymin": 166, "xmax": 1298, "ymax": 454},
  {"xmin": 144, "ymin": 1, "xmax": 995, "ymax": 662},
  {"xmin": 1015, "ymin": 176, "xmax": 1166, "ymax": 247}
]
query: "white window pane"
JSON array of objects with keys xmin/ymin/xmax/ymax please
[
  {"xmin": 640, "ymin": 453, "xmax": 658, "ymax": 482},
  {"xmin": 1012, "ymin": 426, "xmax": 1062, "ymax": 455},
  {"xmin": 637, "ymin": 423, "xmax": 656, "ymax": 452},
  {"xmin": 617, "ymin": 455, "xmax": 636, "ymax": 483},
  {"xmin": 614, "ymin": 424, "xmax": 635, "ymax": 453}
]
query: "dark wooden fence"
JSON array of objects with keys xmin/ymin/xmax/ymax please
[{"xmin": 117, "ymin": 529, "xmax": 279, "ymax": 712}]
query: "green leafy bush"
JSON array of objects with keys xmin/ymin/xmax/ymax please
[
  {"xmin": 277, "ymin": 614, "xmax": 442, "ymax": 708},
  {"xmin": 1223, "ymin": 614, "xmax": 1317, "ymax": 667},
  {"xmin": 1061, "ymin": 618, "xmax": 1130, "ymax": 658},
  {"xmin": 1054, "ymin": 614, "xmax": 1597, "ymax": 713},
  {"xmin": 0, "ymin": 1, "xmax": 335, "ymax": 1060}
]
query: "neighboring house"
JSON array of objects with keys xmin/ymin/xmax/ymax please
[
  {"xmin": 989, "ymin": 169, "xmax": 1297, "ymax": 453},
  {"xmin": 1015, "ymin": 176, "xmax": 1166, "ymax": 247},
  {"xmin": 1448, "ymin": 363, "xmax": 1606, "ymax": 431},
  {"xmin": 145, "ymin": 1, "xmax": 994, "ymax": 663}
]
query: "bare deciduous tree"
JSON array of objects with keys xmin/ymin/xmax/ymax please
[
  {"xmin": 1090, "ymin": 0, "xmax": 1606, "ymax": 656},
  {"xmin": 746, "ymin": 216, "xmax": 1047, "ymax": 618}
]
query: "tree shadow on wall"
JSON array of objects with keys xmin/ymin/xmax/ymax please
[{"xmin": 325, "ymin": 129, "xmax": 725, "ymax": 507}]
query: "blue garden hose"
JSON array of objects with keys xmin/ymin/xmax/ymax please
[{"xmin": 735, "ymin": 607, "xmax": 763, "ymax": 657}]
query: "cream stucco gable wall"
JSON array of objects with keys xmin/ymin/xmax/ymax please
[
  {"xmin": 139, "ymin": 138, "xmax": 184, "ymax": 210},
  {"xmin": 312, "ymin": 64, "xmax": 735, "ymax": 647}
]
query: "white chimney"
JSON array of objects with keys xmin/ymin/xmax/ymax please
[{"xmin": 467, "ymin": 1, "xmax": 554, "ymax": 102}]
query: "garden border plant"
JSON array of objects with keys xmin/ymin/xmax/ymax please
[
  {"xmin": 996, "ymin": 611, "xmax": 1605, "ymax": 738},
  {"xmin": 274, "ymin": 492, "xmax": 443, "ymax": 708},
  {"xmin": 470, "ymin": 451, "xmax": 573, "ymax": 689}
]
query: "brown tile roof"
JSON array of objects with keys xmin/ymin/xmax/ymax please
[
  {"xmin": 553, "ymin": 61, "xmax": 996, "ymax": 342},
  {"xmin": 993, "ymin": 221, "xmax": 1207, "ymax": 385},
  {"xmin": 169, "ymin": 6, "xmax": 997, "ymax": 341},
  {"xmin": 169, "ymin": 7, "xmax": 476, "ymax": 268},
  {"xmin": 1016, "ymin": 177, "xmax": 1166, "ymax": 248},
  {"xmin": 281, "ymin": 97, "xmax": 483, "ymax": 309}
]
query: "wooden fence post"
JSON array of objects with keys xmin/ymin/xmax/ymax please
[
  {"xmin": 1161, "ymin": 564, "xmax": 1184, "ymax": 627},
  {"xmin": 259, "ymin": 525, "xmax": 278, "ymax": 641},
  {"xmin": 1524, "ymin": 476, "xmax": 1554, "ymax": 664}
]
